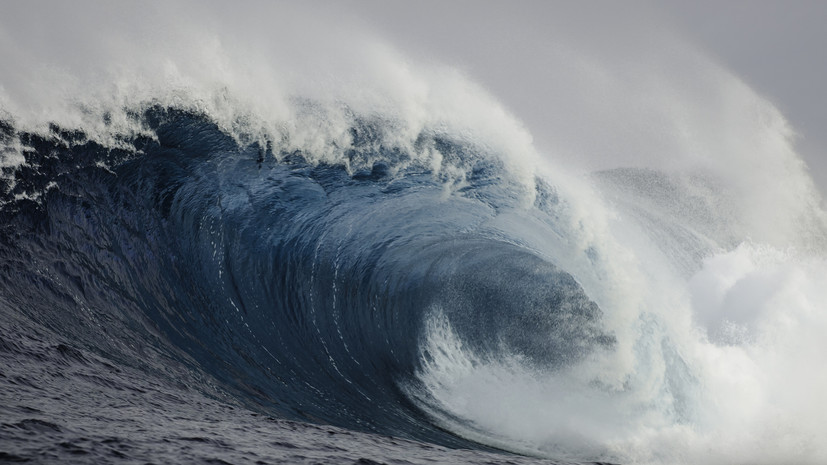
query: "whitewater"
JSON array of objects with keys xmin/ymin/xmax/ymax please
[{"xmin": 2, "ymin": 2, "xmax": 826, "ymax": 464}]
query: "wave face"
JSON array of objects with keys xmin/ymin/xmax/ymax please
[
  {"xmin": 0, "ymin": 106, "xmax": 617, "ymax": 450},
  {"xmin": 3, "ymin": 4, "xmax": 827, "ymax": 465}
]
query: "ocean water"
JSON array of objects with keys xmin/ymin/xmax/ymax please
[{"xmin": 2, "ymin": 3, "xmax": 827, "ymax": 465}]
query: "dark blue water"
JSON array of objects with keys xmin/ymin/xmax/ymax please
[{"xmin": 0, "ymin": 108, "xmax": 614, "ymax": 464}]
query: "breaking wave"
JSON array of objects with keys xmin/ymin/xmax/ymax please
[{"xmin": 2, "ymin": 3, "xmax": 827, "ymax": 464}]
